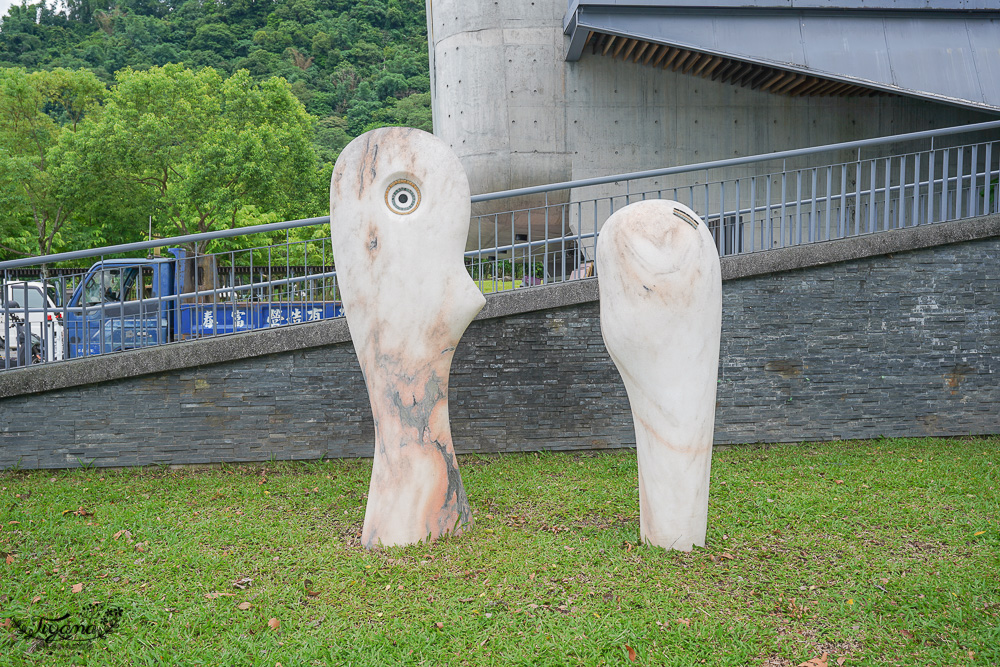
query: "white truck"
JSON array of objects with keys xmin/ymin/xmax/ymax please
[{"xmin": 1, "ymin": 281, "xmax": 65, "ymax": 367}]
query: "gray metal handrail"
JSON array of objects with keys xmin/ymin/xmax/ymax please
[
  {"xmin": 468, "ymin": 119, "xmax": 1000, "ymax": 202},
  {"xmin": 3, "ymin": 119, "xmax": 999, "ymax": 271}
]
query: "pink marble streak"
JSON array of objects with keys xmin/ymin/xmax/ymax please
[
  {"xmin": 330, "ymin": 127, "xmax": 485, "ymax": 548},
  {"xmin": 597, "ymin": 200, "xmax": 722, "ymax": 550}
]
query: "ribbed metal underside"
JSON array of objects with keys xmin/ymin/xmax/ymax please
[{"xmin": 583, "ymin": 31, "xmax": 889, "ymax": 98}]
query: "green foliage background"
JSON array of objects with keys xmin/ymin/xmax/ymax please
[{"xmin": 0, "ymin": 0, "xmax": 433, "ymax": 260}]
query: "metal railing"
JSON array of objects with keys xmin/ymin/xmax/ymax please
[
  {"xmin": 2, "ymin": 119, "xmax": 998, "ymax": 371},
  {"xmin": 464, "ymin": 120, "xmax": 1000, "ymax": 283}
]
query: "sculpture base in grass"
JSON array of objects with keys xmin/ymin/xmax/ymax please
[
  {"xmin": 597, "ymin": 200, "xmax": 722, "ymax": 551},
  {"xmin": 330, "ymin": 127, "xmax": 485, "ymax": 548}
]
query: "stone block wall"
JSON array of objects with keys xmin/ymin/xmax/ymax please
[{"xmin": 1, "ymin": 225, "xmax": 997, "ymax": 469}]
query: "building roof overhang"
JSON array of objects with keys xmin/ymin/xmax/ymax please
[{"xmin": 564, "ymin": 1, "xmax": 1000, "ymax": 112}]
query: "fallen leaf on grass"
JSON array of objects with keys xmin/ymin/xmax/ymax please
[
  {"xmin": 675, "ymin": 618, "xmax": 690, "ymax": 627},
  {"xmin": 113, "ymin": 529, "xmax": 132, "ymax": 542},
  {"xmin": 625, "ymin": 644, "xmax": 637, "ymax": 662},
  {"xmin": 974, "ymin": 531, "xmax": 986, "ymax": 536},
  {"xmin": 71, "ymin": 583, "xmax": 83, "ymax": 594},
  {"xmin": 797, "ymin": 652, "xmax": 829, "ymax": 667},
  {"xmin": 204, "ymin": 592, "xmax": 235, "ymax": 600},
  {"xmin": 62, "ymin": 507, "xmax": 93, "ymax": 517},
  {"xmin": 434, "ymin": 622, "xmax": 444, "ymax": 629},
  {"xmin": 31, "ymin": 595, "xmax": 41, "ymax": 604},
  {"xmin": 233, "ymin": 577, "xmax": 253, "ymax": 589},
  {"xmin": 900, "ymin": 629, "xmax": 914, "ymax": 639},
  {"xmin": 837, "ymin": 658, "xmax": 847, "ymax": 666},
  {"xmin": 237, "ymin": 602, "xmax": 252, "ymax": 611},
  {"xmin": 267, "ymin": 618, "xmax": 280, "ymax": 630},
  {"xmin": 4, "ymin": 554, "xmax": 12, "ymax": 565}
]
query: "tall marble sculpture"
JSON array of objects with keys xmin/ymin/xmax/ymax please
[
  {"xmin": 330, "ymin": 127, "xmax": 485, "ymax": 548},
  {"xmin": 597, "ymin": 200, "xmax": 722, "ymax": 551}
]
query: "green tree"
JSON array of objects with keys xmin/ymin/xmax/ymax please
[
  {"xmin": 0, "ymin": 67, "xmax": 105, "ymax": 261},
  {"xmin": 56, "ymin": 65, "xmax": 319, "ymax": 285}
]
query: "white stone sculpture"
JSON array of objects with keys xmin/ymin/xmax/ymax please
[
  {"xmin": 330, "ymin": 127, "xmax": 485, "ymax": 548},
  {"xmin": 597, "ymin": 200, "xmax": 722, "ymax": 550}
]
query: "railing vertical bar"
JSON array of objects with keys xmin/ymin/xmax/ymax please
[
  {"xmin": 969, "ymin": 144, "xmax": 978, "ymax": 217},
  {"xmin": 854, "ymin": 160, "xmax": 862, "ymax": 236},
  {"xmin": 868, "ymin": 158, "xmax": 877, "ymax": 234},
  {"xmin": 590, "ymin": 198, "xmax": 596, "ymax": 267},
  {"xmin": 839, "ymin": 163, "xmax": 848, "ymax": 238},
  {"xmin": 248, "ymin": 249, "xmax": 254, "ymax": 330},
  {"xmin": 527, "ymin": 207, "xmax": 533, "ymax": 288},
  {"xmin": 985, "ymin": 142, "xmax": 994, "ymax": 214},
  {"xmin": 285, "ymin": 229, "xmax": 291, "ymax": 321},
  {"xmin": 509, "ymin": 206, "xmax": 516, "ymax": 292},
  {"xmin": 941, "ymin": 147, "xmax": 950, "ymax": 223},
  {"xmin": 544, "ymin": 203, "xmax": 551, "ymax": 283},
  {"xmin": 475, "ymin": 214, "xmax": 482, "ymax": 288},
  {"xmin": 493, "ymin": 214, "xmax": 499, "ymax": 290},
  {"xmin": 766, "ymin": 174, "xmax": 773, "ymax": 249},
  {"xmin": 2, "ymin": 272, "xmax": 7, "ymax": 369},
  {"xmin": 810, "ymin": 168, "xmax": 817, "ymax": 243},
  {"xmin": 924, "ymin": 142, "xmax": 937, "ymax": 223},
  {"xmin": 2, "ymin": 271, "xmax": 9, "ymax": 369},
  {"xmin": 780, "ymin": 168, "xmax": 787, "ymax": 248},
  {"xmin": 825, "ymin": 166, "xmax": 832, "ymax": 240},
  {"xmin": 230, "ymin": 251, "xmax": 238, "ymax": 335},
  {"xmin": 897, "ymin": 154, "xmax": 906, "ymax": 229},
  {"xmin": 37, "ymin": 276, "xmax": 49, "ymax": 361},
  {"xmin": 702, "ymin": 172, "xmax": 708, "ymax": 223},
  {"xmin": 719, "ymin": 180, "xmax": 726, "ymax": 256},
  {"xmin": 735, "ymin": 177, "xmax": 741, "ymax": 254},
  {"xmin": 98, "ymin": 263, "xmax": 107, "ymax": 355},
  {"xmin": 61, "ymin": 275, "xmax": 70, "ymax": 358},
  {"xmin": 135, "ymin": 263, "xmax": 145, "ymax": 350},
  {"xmin": 956, "ymin": 146, "xmax": 965, "ymax": 220},
  {"xmin": 883, "ymin": 157, "xmax": 891, "ymax": 232},
  {"xmin": 795, "ymin": 169, "xmax": 803, "ymax": 245}
]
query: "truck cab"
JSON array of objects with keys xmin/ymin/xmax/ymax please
[{"xmin": 64, "ymin": 258, "xmax": 175, "ymax": 358}]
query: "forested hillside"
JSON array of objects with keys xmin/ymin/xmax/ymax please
[{"xmin": 0, "ymin": 0, "xmax": 432, "ymax": 260}]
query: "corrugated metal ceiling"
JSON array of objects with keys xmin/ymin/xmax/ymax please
[{"xmin": 564, "ymin": 2, "xmax": 1000, "ymax": 111}]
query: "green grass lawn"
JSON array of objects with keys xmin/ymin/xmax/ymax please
[
  {"xmin": 475, "ymin": 279, "xmax": 523, "ymax": 293},
  {"xmin": 1, "ymin": 437, "xmax": 997, "ymax": 666}
]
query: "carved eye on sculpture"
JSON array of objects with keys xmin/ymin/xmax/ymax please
[{"xmin": 385, "ymin": 179, "xmax": 421, "ymax": 215}]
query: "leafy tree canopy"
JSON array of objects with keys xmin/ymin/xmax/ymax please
[
  {"xmin": 0, "ymin": 0, "xmax": 434, "ymax": 261},
  {"xmin": 0, "ymin": 66, "xmax": 104, "ymax": 259},
  {"xmin": 56, "ymin": 65, "xmax": 319, "ymax": 244}
]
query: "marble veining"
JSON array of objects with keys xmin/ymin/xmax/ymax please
[
  {"xmin": 330, "ymin": 127, "xmax": 485, "ymax": 548},
  {"xmin": 597, "ymin": 199, "xmax": 722, "ymax": 550}
]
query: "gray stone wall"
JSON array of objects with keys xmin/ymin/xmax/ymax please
[{"xmin": 1, "ymin": 228, "xmax": 997, "ymax": 469}]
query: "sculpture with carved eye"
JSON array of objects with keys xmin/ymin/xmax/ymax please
[{"xmin": 386, "ymin": 179, "xmax": 421, "ymax": 215}]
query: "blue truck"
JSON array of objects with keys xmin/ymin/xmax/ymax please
[{"xmin": 62, "ymin": 249, "xmax": 341, "ymax": 359}]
